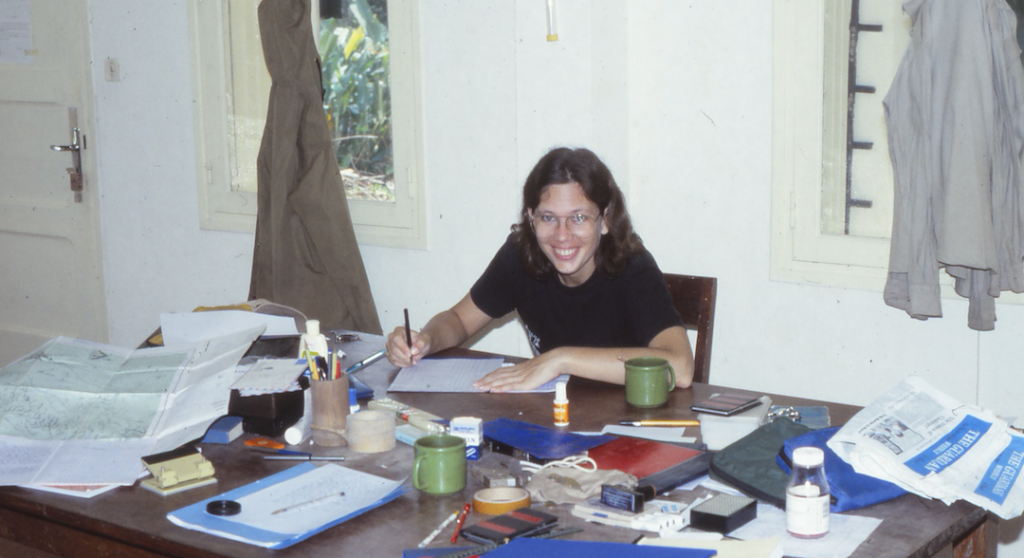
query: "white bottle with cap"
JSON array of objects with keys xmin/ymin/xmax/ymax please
[
  {"xmin": 786, "ymin": 446, "xmax": 830, "ymax": 538},
  {"xmin": 298, "ymin": 319, "xmax": 329, "ymax": 360},
  {"xmin": 553, "ymin": 381, "xmax": 569, "ymax": 427}
]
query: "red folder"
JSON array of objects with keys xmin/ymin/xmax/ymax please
[{"xmin": 588, "ymin": 436, "xmax": 703, "ymax": 479}]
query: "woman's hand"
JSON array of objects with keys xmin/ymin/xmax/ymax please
[
  {"xmin": 385, "ymin": 326, "xmax": 432, "ymax": 368},
  {"xmin": 473, "ymin": 350, "xmax": 565, "ymax": 392}
]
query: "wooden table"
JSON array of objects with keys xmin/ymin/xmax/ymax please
[{"xmin": 0, "ymin": 336, "xmax": 997, "ymax": 557}]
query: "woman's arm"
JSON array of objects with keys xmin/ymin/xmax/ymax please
[
  {"xmin": 473, "ymin": 325, "xmax": 694, "ymax": 392},
  {"xmin": 385, "ymin": 293, "xmax": 493, "ymax": 367}
]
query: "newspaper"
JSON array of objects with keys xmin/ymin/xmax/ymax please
[{"xmin": 828, "ymin": 376, "xmax": 1024, "ymax": 519}]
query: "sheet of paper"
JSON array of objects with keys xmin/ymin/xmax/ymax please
[
  {"xmin": 159, "ymin": 310, "xmax": 297, "ymax": 347},
  {"xmin": 388, "ymin": 358, "xmax": 566, "ymax": 393},
  {"xmin": 231, "ymin": 463, "xmax": 403, "ymax": 534},
  {"xmin": 640, "ymin": 536, "xmax": 783, "ymax": 558},
  {"xmin": 25, "ymin": 483, "xmax": 121, "ymax": 499},
  {"xmin": 0, "ymin": 0, "xmax": 32, "ymax": 64},
  {"xmin": 600, "ymin": 424, "xmax": 698, "ymax": 444},
  {"xmin": 728, "ymin": 502, "xmax": 881, "ymax": 558}
]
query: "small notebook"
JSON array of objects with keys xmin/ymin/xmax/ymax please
[{"xmin": 691, "ymin": 393, "xmax": 763, "ymax": 416}]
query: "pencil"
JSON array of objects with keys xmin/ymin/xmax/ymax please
[
  {"xmin": 418, "ymin": 508, "xmax": 459, "ymax": 548},
  {"xmin": 618, "ymin": 419, "xmax": 701, "ymax": 427},
  {"xmin": 271, "ymin": 491, "xmax": 345, "ymax": 515}
]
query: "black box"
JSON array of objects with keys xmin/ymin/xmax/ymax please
[
  {"xmin": 689, "ymin": 494, "xmax": 757, "ymax": 534},
  {"xmin": 227, "ymin": 335, "xmax": 305, "ymax": 437}
]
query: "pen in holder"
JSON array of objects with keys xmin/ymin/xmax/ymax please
[{"xmin": 310, "ymin": 358, "xmax": 349, "ymax": 447}]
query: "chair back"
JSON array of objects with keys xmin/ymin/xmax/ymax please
[{"xmin": 662, "ymin": 273, "xmax": 717, "ymax": 384}]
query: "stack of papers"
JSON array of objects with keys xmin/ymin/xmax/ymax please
[
  {"xmin": 168, "ymin": 462, "xmax": 405, "ymax": 549},
  {"xmin": 828, "ymin": 376, "xmax": 1024, "ymax": 519},
  {"xmin": 231, "ymin": 358, "xmax": 308, "ymax": 396}
]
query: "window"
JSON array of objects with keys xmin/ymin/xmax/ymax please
[
  {"xmin": 190, "ymin": 0, "xmax": 425, "ymax": 248},
  {"xmin": 771, "ymin": 0, "xmax": 910, "ymax": 289}
]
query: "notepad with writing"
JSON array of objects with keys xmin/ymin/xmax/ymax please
[{"xmin": 587, "ymin": 436, "xmax": 704, "ymax": 479}]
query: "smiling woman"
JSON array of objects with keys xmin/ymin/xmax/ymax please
[{"xmin": 382, "ymin": 147, "xmax": 696, "ymax": 393}]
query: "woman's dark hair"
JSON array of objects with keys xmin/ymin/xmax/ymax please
[{"xmin": 511, "ymin": 147, "xmax": 643, "ymax": 280}]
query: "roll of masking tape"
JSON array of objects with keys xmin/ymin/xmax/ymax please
[{"xmin": 472, "ymin": 487, "xmax": 531, "ymax": 515}]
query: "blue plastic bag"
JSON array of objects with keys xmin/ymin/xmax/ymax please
[{"xmin": 777, "ymin": 426, "xmax": 907, "ymax": 512}]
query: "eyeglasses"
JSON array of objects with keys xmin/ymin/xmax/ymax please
[{"xmin": 531, "ymin": 213, "xmax": 601, "ymax": 237}]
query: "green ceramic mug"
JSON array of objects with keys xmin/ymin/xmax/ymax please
[
  {"xmin": 412, "ymin": 434, "xmax": 466, "ymax": 495},
  {"xmin": 624, "ymin": 357, "xmax": 676, "ymax": 408}
]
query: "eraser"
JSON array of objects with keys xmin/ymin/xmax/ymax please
[{"xmin": 202, "ymin": 416, "xmax": 244, "ymax": 444}]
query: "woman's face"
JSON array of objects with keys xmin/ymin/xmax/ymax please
[{"xmin": 529, "ymin": 182, "xmax": 608, "ymax": 287}]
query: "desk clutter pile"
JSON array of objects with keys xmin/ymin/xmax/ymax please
[{"xmin": 0, "ymin": 310, "xmax": 1021, "ymax": 558}]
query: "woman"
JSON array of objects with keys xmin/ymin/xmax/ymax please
[{"xmin": 385, "ymin": 147, "xmax": 693, "ymax": 391}]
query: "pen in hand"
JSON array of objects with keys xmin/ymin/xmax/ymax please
[{"xmin": 404, "ymin": 308, "xmax": 413, "ymax": 352}]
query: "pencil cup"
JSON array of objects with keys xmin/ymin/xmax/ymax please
[
  {"xmin": 310, "ymin": 375, "xmax": 349, "ymax": 447},
  {"xmin": 412, "ymin": 434, "xmax": 466, "ymax": 495},
  {"xmin": 624, "ymin": 356, "xmax": 675, "ymax": 408}
]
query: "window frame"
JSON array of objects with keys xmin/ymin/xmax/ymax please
[
  {"xmin": 770, "ymin": 0, "xmax": 891, "ymax": 290},
  {"xmin": 771, "ymin": 0, "xmax": 1024, "ymax": 305},
  {"xmin": 189, "ymin": 0, "xmax": 426, "ymax": 248}
]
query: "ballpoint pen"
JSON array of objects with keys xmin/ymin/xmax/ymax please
[
  {"xmin": 450, "ymin": 502, "xmax": 471, "ymax": 543},
  {"xmin": 263, "ymin": 455, "xmax": 346, "ymax": 461},
  {"xmin": 343, "ymin": 348, "xmax": 386, "ymax": 374},
  {"xmin": 250, "ymin": 447, "xmax": 312, "ymax": 457},
  {"xmin": 618, "ymin": 419, "xmax": 701, "ymax": 427}
]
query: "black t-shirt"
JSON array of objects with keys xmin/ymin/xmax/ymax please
[{"xmin": 470, "ymin": 236, "xmax": 683, "ymax": 354}]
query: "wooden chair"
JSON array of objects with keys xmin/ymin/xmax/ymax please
[{"xmin": 663, "ymin": 273, "xmax": 717, "ymax": 384}]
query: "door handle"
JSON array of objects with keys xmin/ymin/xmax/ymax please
[
  {"xmin": 50, "ymin": 127, "xmax": 80, "ymax": 152},
  {"xmin": 50, "ymin": 108, "xmax": 85, "ymax": 203}
]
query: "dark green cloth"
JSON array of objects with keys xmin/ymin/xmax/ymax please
[{"xmin": 709, "ymin": 418, "xmax": 812, "ymax": 507}]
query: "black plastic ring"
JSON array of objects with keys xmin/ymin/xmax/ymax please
[{"xmin": 206, "ymin": 499, "xmax": 242, "ymax": 516}]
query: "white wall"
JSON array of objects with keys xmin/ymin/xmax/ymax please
[
  {"xmin": 87, "ymin": 0, "xmax": 1024, "ymax": 552},
  {"xmin": 89, "ymin": 0, "xmax": 254, "ymax": 347}
]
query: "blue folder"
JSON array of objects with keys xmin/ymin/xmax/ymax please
[
  {"xmin": 167, "ymin": 462, "xmax": 405, "ymax": 549},
  {"xmin": 483, "ymin": 418, "xmax": 616, "ymax": 462}
]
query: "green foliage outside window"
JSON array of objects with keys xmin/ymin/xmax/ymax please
[{"xmin": 320, "ymin": 0, "xmax": 394, "ymax": 201}]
